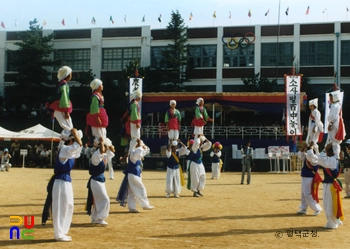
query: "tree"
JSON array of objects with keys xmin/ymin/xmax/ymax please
[
  {"xmin": 10, "ymin": 19, "xmax": 60, "ymax": 86},
  {"xmin": 240, "ymin": 73, "xmax": 280, "ymax": 92},
  {"xmin": 161, "ymin": 10, "xmax": 188, "ymax": 87}
]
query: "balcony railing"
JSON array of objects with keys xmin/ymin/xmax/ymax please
[{"xmin": 141, "ymin": 125, "xmax": 286, "ymax": 140}]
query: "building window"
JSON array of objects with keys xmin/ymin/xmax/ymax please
[
  {"xmin": 6, "ymin": 50, "xmax": 19, "ymax": 72},
  {"xmin": 151, "ymin": 46, "xmax": 169, "ymax": 69},
  {"xmin": 188, "ymin": 45, "xmax": 217, "ymax": 68},
  {"xmin": 341, "ymin": 40, "xmax": 350, "ymax": 65},
  {"xmin": 102, "ymin": 47, "xmax": 141, "ymax": 70},
  {"xmin": 300, "ymin": 41, "xmax": 333, "ymax": 66},
  {"xmin": 261, "ymin": 43, "xmax": 293, "ymax": 66},
  {"xmin": 55, "ymin": 49, "xmax": 91, "ymax": 71},
  {"xmin": 223, "ymin": 44, "xmax": 254, "ymax": 67}
]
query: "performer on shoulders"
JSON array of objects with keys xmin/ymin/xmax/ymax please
[
  {"xmin": 165, "ymin": 100, "xmax": 181, "ymax": 145},
  {"xmin": 306, "ymin": 98, "xmax": 323, "ymax": 154}
]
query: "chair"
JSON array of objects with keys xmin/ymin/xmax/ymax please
[
  {"xmin": 274, "ymin": 152, "xmax": 281, "ymax": 173},
  {"xmin": 282, "ymin": 152, "xmax": 290, "ymax": 173}
]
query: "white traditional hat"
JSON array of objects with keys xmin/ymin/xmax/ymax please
[
  {"xmin": 68, "ymin": 130, "xmax": 83, "ymax": 140},
  {"xmin": 57, "ymin": 66, "xmax": 72, "ymax": 81},
  {"xmin": 196, "ymin": 98, "xmax": 203, "ymax": 105},
  {"xmin": 104, "ymin": 138, "xmax": 112, "ymax": 147},
  {"xmin": 345, "ymin": 139, "xmax": 350, "ymax": 144},
  {"xmin": 200, "ymin": 135, "xmax": 207, "ymax": 142},
  {"xmin": 169, "ymin": 100, "xmax": 176, "ymax": 106},
  {"xmin": 309, "ymin": 98, "xmax": 318, "ymax": 108},
  {"xmin": 172, "ymin": 140, "xmax": 178, "ymax": 147},
  {"xmin": 90, "ymin": 79, "xmax": 103, "ymax": 91},
  {"xmin": 330, "ymin": 91, "xmax": 340, "ymax": 102},
  {"xmin": 133, "ymin": 89, "xmax": 142, "ymax": 99}
]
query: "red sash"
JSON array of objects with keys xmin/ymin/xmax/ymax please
[
  {"xmin": 335, "ymin": 109, "xmax": 346, "ymax": 141},
  {"xmin": 305, "ymin": 160, "xmax": 322, "ymax": 203},
  {"xmin": 325, "ymin": 168, "xmax": 343, "ymax": 219}
]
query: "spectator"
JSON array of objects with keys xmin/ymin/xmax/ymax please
[
  {"xmin": 1, "ymin": 148, "xmax": 12, "ymax": 172},
  {"xmin": 11, "ymin": 140, "xmax": 21, "ymax": 167}
]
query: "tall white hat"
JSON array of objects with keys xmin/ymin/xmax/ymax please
[
  {"xmin": 309, "ymin": 98, "xmax": 318, "ymax": 108},
  {"xmin": 169, "ymin": 100, "xmax": 176, "ymax": 106},
  {"xmin": 57, "ymin": 66, "xmax": 72, "ymax": 81},
  {"xmin": 330, "ymin": 91, "xmax": 340, "ymax": 102},
  {"xmin": 172, "ymin": 140, "xmax": 178, "ymax": 147},
  {"xmin": 196, "ymin": 98, "xmax": 203, "ymax": 105},
  {"xmin": 133, "ymin": 89, "xmax": 142, "ymax": 99},
  {"xmin": 90, "ymin": 79, "xmax": 103, "ymax": 91}
]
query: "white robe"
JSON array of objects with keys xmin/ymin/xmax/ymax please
[
  {"xmin": 327, "ymin": 102, "xmax": 342, "ymax": 158},
  {"xmin": 189, "ymin": 138, "xmax": 212, "ymax": 192},
  {"xmin": 54, "ymin": 111, "xmax": 74, "ymax": 139},
  {"xmin": 210, "ymin": 150, "xmax": 222, "ymax": 179},
  {"xmin": 127, "ymin": 146, "xmax": 152, "ymax": 210},
  {"xmin": 52, "ymin": 142, "xmax": 82, "ymax": 240},
  {"xmin": 306, "ymin": 108, "xmax": 323, "ymax": 153},
  {"xmin": 165, "ymin": 146, "xmax": 189, "ymax": 195}
]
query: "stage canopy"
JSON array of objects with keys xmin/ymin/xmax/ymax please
[
  {"xmin": 0, "ymin": 124, "xmax": 60, "ymax": 142},
  {"xmin": 142, "ymin": 92, "xmax": 306, "ymax": 114}
]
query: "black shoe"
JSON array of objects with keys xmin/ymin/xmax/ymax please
[
  {"xmin": 247, "ymin": 182, "xmax": 250, "ymax": 185},
  {"xmin": 193, "ymin": 192, "xmax": 199, "ymax": 197},
  {"xmin": 241, "ymin": 182, "xmax": 243, "ymax": 184},
  {"xmin": 197, "ymin": 191, "xmax": 203, "ymax": 196}
]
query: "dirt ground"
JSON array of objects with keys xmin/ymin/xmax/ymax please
[{"xmin": 0, "ymin": 167, "xmax": 349, "ymax": 249}]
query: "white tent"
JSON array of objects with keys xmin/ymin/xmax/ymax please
[{"xmin": 0, "ymin": 124, "xmax": 60, "ymax": 142}]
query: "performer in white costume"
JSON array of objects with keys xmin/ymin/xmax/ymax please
[
  {"xmin": 327, "ymin": 91, "xmax": 346, "ymax": 159},
  {"xmin": 305, "ymin": 98, "xmax": 323, "ymax": 154},
  {"xmin": 187, "ymin": 134, "xmax": 212, "ymax": 197},
  {"xmin": 52, "ymin": 129, "xmax": 83, "ymax": 242},
  {"xmin": 128, "ymin": 90, "xmax": 142, "ymax": 153},
  {"xmin": 116, "ymin": 139, "xmax": 154, "ymax": 212},
  {"xmin": 165, "ymin": 139, "xmax": 189, "ymax": 198},
  {"xmin": 86, "ymin": 137, "xmax": 115, "ymax": 225}
]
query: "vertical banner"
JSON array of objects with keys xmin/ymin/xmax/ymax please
[
  {"xmin": 324, "ymin": 90, "xmax": 344, "ymax": 134},
  {"xmin": 285, "ymin": 75, "xmax": 302, "ymax": 136},
  {"xmin": 129, "ymin": 78, "xmax": 143, "ymax": 102}
]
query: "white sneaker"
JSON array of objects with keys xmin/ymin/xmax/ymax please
[
  {"xmin": 174, "ymin": 194, "xmax": 180, "ymax": 198},
  {"xmin": 98, "ymin": 220, "xmax": 108, "ymax": 225},
  {"xmin": 129, "ymin": 209, "xmax": 140, "ymax": 213},
  {"xmin": 56, "ymin": 236, "xmax": 72, "ymax": 242},
  {"xmin": 297, "ymin": 210, "xmax": 307, "ymax": 215},
  {"xmin": 110, "ymin": 177, "xmax": 114, "ymax": 180},
  {"xmin": 337, "ymin": 219, "xmax": 343, "ymax": 226},
  {"xmin": 166, "ymin": 193, "xmax": 170, "ymax": 198},
  {"xmin": 143, "ymin": 206, "xmax": 154, "ymax": 210},
  {"xmin": 313, "ymin": 210, "xmax": 322, "ymax": 216}
]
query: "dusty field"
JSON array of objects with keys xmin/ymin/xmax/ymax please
[{"xmin": 0, "ymin": 167, "xmax": 349, "ymax": 249}]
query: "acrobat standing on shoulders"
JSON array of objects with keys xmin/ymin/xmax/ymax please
[
  {"xmin": 192, "ymin": 98, "xmax": 213, "ymax": 136},
  {"xmin": 165, "ymin": 100, "xmax": 181, "ymax": 144}
]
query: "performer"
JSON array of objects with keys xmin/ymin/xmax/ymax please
[
  {"xmin": 210, "ymin": 142, "xmax": 222, "ymax": 180},
  {"xmin": 296, "ymin": 142, "xmax": 322, "ymax": 216},
  {"xmin": 327, "ymin": 91, "xmax": 346, "ymax": 159},
  {"xmin": 305, "ymin": 98, "xmax": 323, "ymax": 154},
  {"xmin": 165, "ymin": 139, "xmax": 189, "ymax": 198},
  {"xmin": 340, "ymin": 139, "xmax": 350, "ymax": 198},
  {"xmin": 52, "ymin": 129, "xmax": 83, "ymax": 242},
  {"xmin": 187, "ymin": 134, "xmax": 212, "ymax": 197},
  {"xmin": 241, "ymin": 141, "xmax": 253, "ymax": 185},
  {"xmin": 317, "ymin": 142, "xmax": 344, "ymax": 229},
  {"xmin": 86, "ymin": 79, "xmax": 109, "ymax": 146},
  {"xmin": 86, "ymin": 137, "xmax": 115, "ymax": 225},
  {"xmin": 191, "ymin": 98, "xmax": 212, "ymax": 136},
  {"xmin": 116, "ymin": 139, "xmax": 154, "ymax": 213},
  {"xmin": 165, "ymin": 100, "xmax": 181, "ymax": 144},
  {"xmin": 48, "ymin": 66, "xmax": 74, "ymax": 140},
  {"xmin": 184, "ymin": 139, "xmax": 195, "ymax": 180},
  {"xmin": 0, "ymin": 148, "xmax": 11, "ymax": 172},
  {"xmin": 128, "ymin": 90, "xmax": 142, "ymax": 153}
]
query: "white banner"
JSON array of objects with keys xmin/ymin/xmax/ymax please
[
  {"xmin": 286, "ymin": 75, "xmax": 302, "ymax": 136},
  {"xmin": 324, "ymin": 90, "xmax": 344, "ymax": 134},
  {"xmin": 129, "ymin": 78, "xmax": 143, "ymax": 102}
]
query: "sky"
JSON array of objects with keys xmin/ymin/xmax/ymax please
[{"xmin": 1, "ymin": 0, "xmax": 350, "ymax": 31}]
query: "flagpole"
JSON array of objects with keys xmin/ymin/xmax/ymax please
[{"xmin": 276, "ymin": 0, "xmax": 281, "ymax": 83}]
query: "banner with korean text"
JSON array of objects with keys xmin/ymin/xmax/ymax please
[
  {"xmin": 129, "ymin": 78, "xmax": 143, "ymax": 102},
  {"xmin": 285, "ymin": 75, "xmax": 302, "ymax": 136}
]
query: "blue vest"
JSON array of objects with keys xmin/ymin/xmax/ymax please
[
  {"xmin": 212, "ymin": 153, "xmax": 220, "ymax": 163},
  {"xmin": 54, "ymin": 151, "xmax": 75, "ymax": 182},
  {"xmin": 167, "ymin": 152, "xmax": 179, "ymax": 169},
  {"xmin": 189, "ymin": 149, "xmax": 202, "ymax": 164},
  {"xmin": 323, "ymin": 161, "xmax": 340, "ymax": 184},
  {"xmin": 89, "ymin": 160, "xmax": 106, "ymax": 183},
  {"xmin": 301, "ymin": 160, "xmax": 319, "ymax": 178},
  {"xmin": 124, "ymin": 159, "xmax": 142, "ymax": 177}
]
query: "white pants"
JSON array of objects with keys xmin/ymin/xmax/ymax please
[
  {"xmin": 327, "ymin": 129, "xmax": 341, "ymax": 159},
  {"xmin": 129, "ymin": 123, "xmax": 140, "ymax": 153},
  {"xmin": 189, "ymin": 162, "xmax": 206, "ymax": 192},
  {"xmin": 127, "ymin": 173, "xmax": 151, "ymax": 210},
  {"xmin": 52, "ymin": 179, "xmax": 73, "ymax": 240},
  {"xmin": 0, "ymin": 163, "xmax": 11, "ymax": 171},
  {"xmin": 91, "ymin": 127, "xmax": 106, "ymax": 146},
  {"xmin": 107, "ymin": 159, "xmax": 114, "ymax": 179},
  {"xmin": 168, "ymin": 130, "xmax": 179, "ymax": 141},
  {"xmin": 54, "ymin": 111, "xmax": 73, "ymax": 138},
  {"xmin": 211, "ymin": 162, "xmax": 220, "ymax": 179},
  {"xmin": 90, "ymin": 179, "xmax": 110, "ymax": 222},
  {"xmin": 299, "ymin": 177, "xmax": 322, "ymax": 212},
  {"xmin": 165, "ymin": 168, "xmax": 181, "ymax": 195},
  {"xmin": 193, "ymin": 126, "xmax": 203, "ymax": 136},
  {"xmin": 323, "ymin": 183, "xmax": 339, "ymax": 228},
  {"xmin": 344, "ymin": 168, "xmax": 350, "ymax": 196}
]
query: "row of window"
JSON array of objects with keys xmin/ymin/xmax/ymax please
[{"xmin": 6, "ymin": 41, "xmax": 350, "ymax": 72}]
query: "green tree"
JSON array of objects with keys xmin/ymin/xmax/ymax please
[
  {"xmin": 240, "ymin": 73, "xmax": 279, "ymax": 92},
  {"xmin": 161, "ymin": 10, "xmax": 188, "ymax": 87}
]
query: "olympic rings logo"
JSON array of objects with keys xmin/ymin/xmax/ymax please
[{"xmin": 222, "ymin": 32, "xmax": 256, "ymax": 50}]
